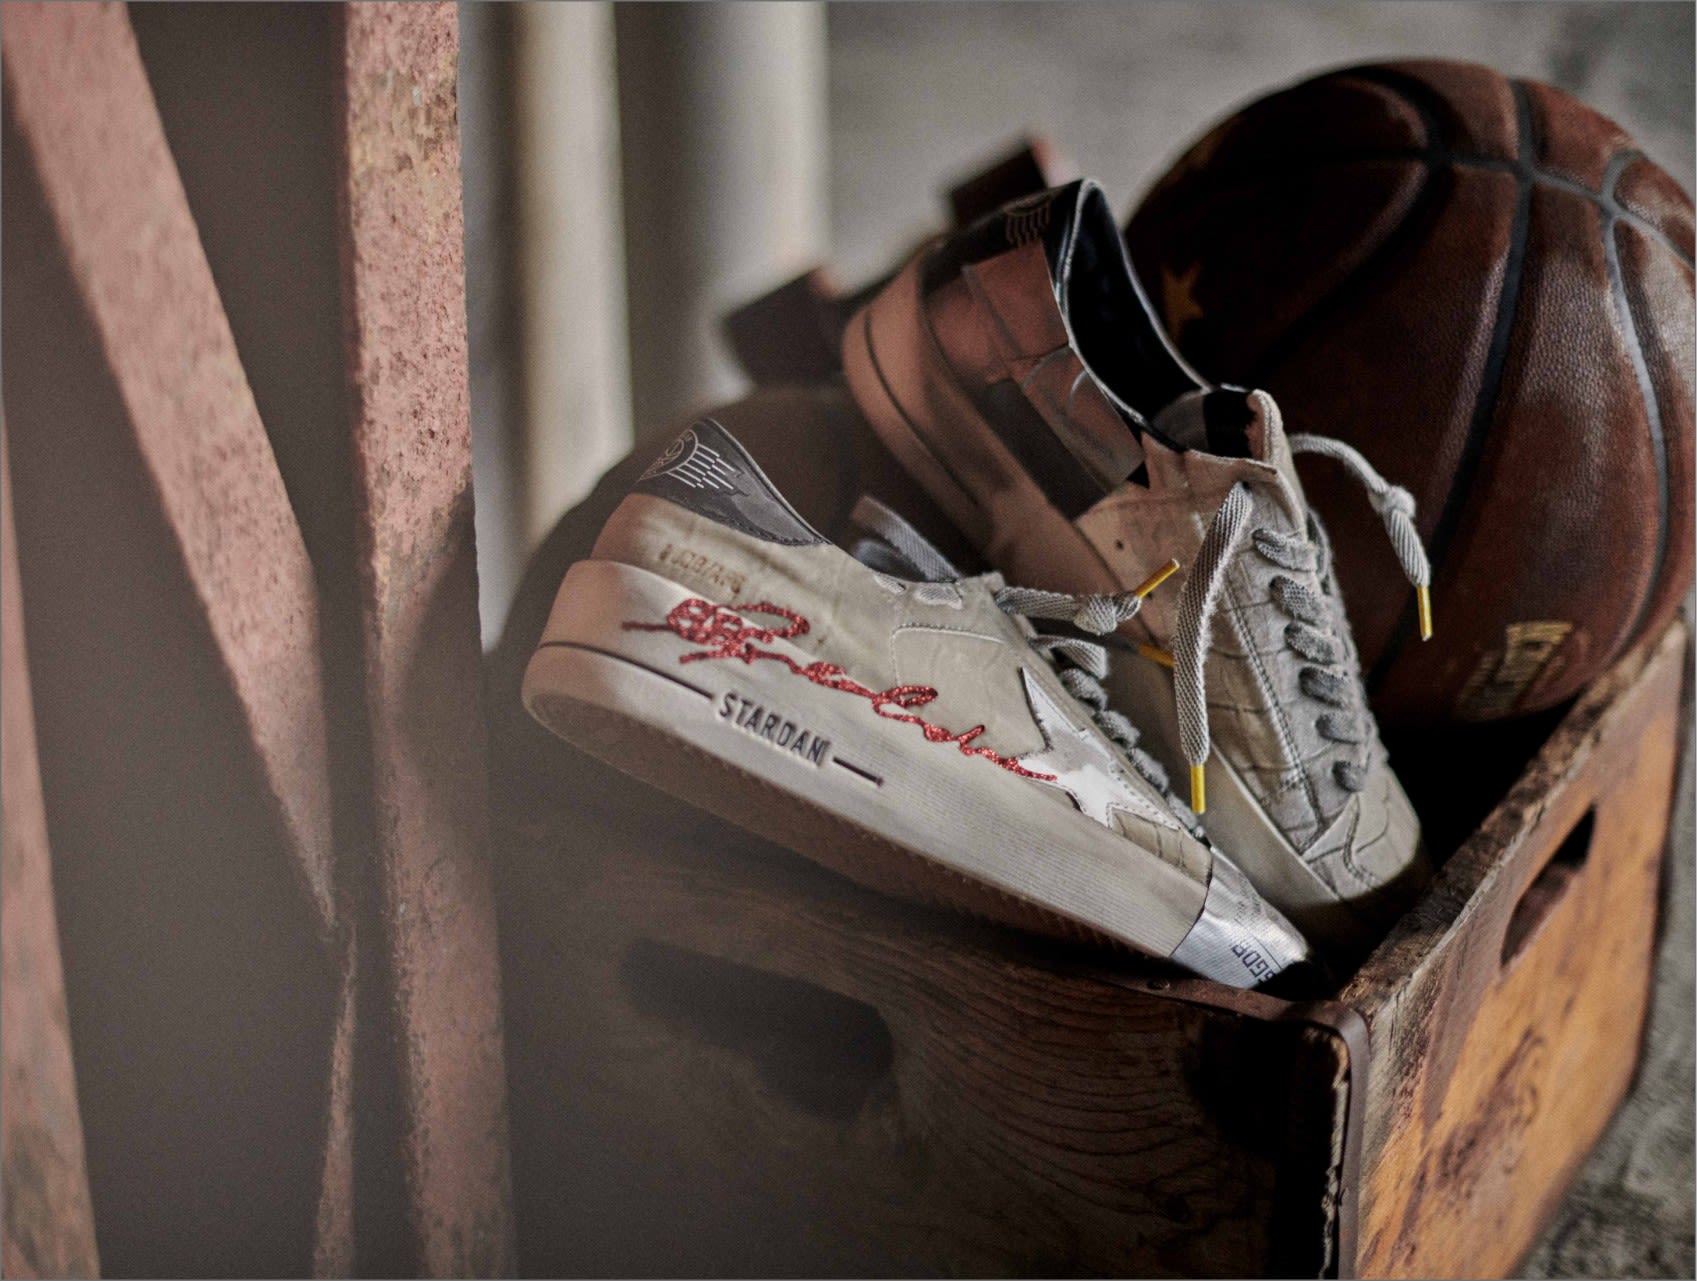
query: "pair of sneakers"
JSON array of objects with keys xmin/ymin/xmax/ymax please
[{"xmin": 522, "ymin": 179, "xmax": 1432, "ymax": 989}]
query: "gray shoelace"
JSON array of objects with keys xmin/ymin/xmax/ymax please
[
  {"xmin": 852, "ymin": 497, "xmax": 1198, "ymax": 832},
  {"xmin": 1172, "ymin": 435, "xmax": 1432, "ymax": 812},
  {"xmin": 993, "ymin": 577, "xmax": 1204, "ymax": 834}
]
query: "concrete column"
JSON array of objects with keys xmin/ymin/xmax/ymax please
[
  {"xmin": 615, "ymin": 1, "xmax": 830, "ymax": 439},
  {"xmin": 515, "ymin": 1, "xmax": 633, "ymax": 545},
  {"xmin": 457, "ymin": 2, "xmax": 524, "ymax": 642}
]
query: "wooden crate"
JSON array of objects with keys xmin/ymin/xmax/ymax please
[{"xmin": 488, "ymin": 430, "xmax": 1684, "ymax": 1279}]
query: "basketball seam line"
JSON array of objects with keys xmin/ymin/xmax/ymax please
[
  {"xmin": 1144, "ymin": 148, "xmax": 1693, "ymax": 272},
  {"xmin": 1199, "ymin": 64, "xmax": 1464, "ymax": 698},
  {"xmin": 1237, "ymin": 114, "xmax": 1453, "ymax": 396},
  {"xmin": 1366, "ymin": 78, "xmax": 1539, "ymax": 702},
  {"xmin": 1192, "ymin": 63, "xmax": 1692, "ymax": 270},
  {"xmin": 1604, "ymin": 147, "xmax": 1673, "ymax": 657}
]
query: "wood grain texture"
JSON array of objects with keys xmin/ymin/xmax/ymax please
[
  {"xmin": 493, "ymin": 622, "xmax": 1679, "ymax": 1279},
  {"xmin": 496, "ymin": 769, "xmax": 1347, "ymax": 1277},
  {"xmin": 1345, "ymin": 622, "xmax": 1685, "ymax": 1278}
]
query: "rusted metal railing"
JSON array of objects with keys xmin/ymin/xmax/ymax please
[{"xmin": 1, "ymin": 4, "xmax": 512, "ymax": 1274}]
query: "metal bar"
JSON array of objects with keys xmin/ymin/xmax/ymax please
[
  {"xmin": 2, "ymin": 421, "xmax": 100, "ymax": 1279},
  {"xmin": 335, "ymin": 6, "xmax": 516, "ymax": 1274},
  {"xmin": 0, "ymin": 6, "xmax": 353, "ymax": 1272},
  {"xmin": 615, "ymin": 1, "xmax": 830, "ymax": 436},
  {"xmin": 0, "ymin": 1, "xmax": 338, "ymax": 930}
]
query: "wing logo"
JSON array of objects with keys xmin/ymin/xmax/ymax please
[
  {"xmin": 1003, "ymin": 194, "xmax": 1053, "ymax": 247},
  {"xmin": 640, "ymin": 427, "xmax": 738, "ymax": 492}
]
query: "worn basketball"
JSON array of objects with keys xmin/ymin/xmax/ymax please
[{"xmin": 1126, "ymin": 60, "xmax": 1694, "ymax": 725}]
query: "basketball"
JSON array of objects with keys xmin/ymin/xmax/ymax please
[{"xmin": 1125, "ymin": 59, "xmax": 1694, "ymax": 725}]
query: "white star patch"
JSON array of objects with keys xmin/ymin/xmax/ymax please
[{"xmin": 1017, "ymin": 668, "xmax": 1176, "ymax": 831}]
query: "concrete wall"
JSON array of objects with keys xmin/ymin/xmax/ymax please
[{"xmin": 828, "ymin": 2, "xmax": 1693, "ymax": 278}]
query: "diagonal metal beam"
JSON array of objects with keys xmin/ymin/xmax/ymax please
[
  {"xmin": 336, "ymin": 6, "xmax": 516, "ymax": 1274},
  {"xmin": 2, "ymin": 6, "xmax": 356, "ymax": 1273},
  {"xmin": 2, "ymin": 420, "xmax": 100, "ymax": 1280},
  {"xmin": 0, "ymin": 1, "xmax": 339, "ymax": 930}
]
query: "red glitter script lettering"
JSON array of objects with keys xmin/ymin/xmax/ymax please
[{"xmin": 625, "ymin": 597, "xmax": 1054, "ymax": 780}]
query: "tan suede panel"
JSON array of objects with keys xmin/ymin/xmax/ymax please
[
  {"xmin": 594, "ymin": 493, "xmax": 1064, "ymax": 761},
  {"xmin": 1076, "ymin": 397, "xmax": 1392, "ymax": 855}
]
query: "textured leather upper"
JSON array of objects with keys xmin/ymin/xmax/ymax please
[
  {"xmin": 842, "ymin": 183, "xmax": 1429, "ymax": 951},
  {"xmin": 593, "ymin": 434, "xmax": 1214, "ymax": 885},
  {"xmin": 1079, "ymin": 397, "xmax": 1371, "ymax": 848}
]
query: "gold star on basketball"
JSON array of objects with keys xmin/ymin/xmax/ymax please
[{"xmin": 1161, "ymin": 261, "xmax": 1205, "ymax": 341}]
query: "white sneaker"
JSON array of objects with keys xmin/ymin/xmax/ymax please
[
  {"xmin": 522, "ymin": 417, "xmax": 1316, "ymax": 989},
  {"xmin": 842, "ymin": 178, "xmax": 1432, "ymax": 955}
]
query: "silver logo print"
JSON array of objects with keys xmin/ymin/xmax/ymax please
[
  {"xmin": 1003, "ymin": 195, "xmax": 1052, "ymax": 247},
  {"xmin": 1017, "ymin": 669, "xmax": 1173, "ymax": 830},
  {"xmin": 640, "ymin": 428, "xmax": 737, "ymax": 491}
]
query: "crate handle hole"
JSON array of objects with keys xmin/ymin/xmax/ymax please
[
  {"xmin": 1501, "ymin": 807, "xmax": 1595, "ymax": 968},
  {"xmin": 620, "ymin": 939, "xmax": 895, "ymax": 1121}
]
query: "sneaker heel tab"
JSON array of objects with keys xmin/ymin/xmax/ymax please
[
  {"xmin": 933, "ymin": 179, "xmax": 1090, "ymax": 282},
  {"xmin": 633, "ymin": 418, "xmax": 827, "ymax": 548},
  {"xmin": 945, "ymin": 135, "xmax": 1072, "ymax": 229}
]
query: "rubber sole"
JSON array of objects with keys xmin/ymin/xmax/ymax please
[
  {"xmin": 520, "ymin": 558, "xmax": 1211, "ymax": 959},
  {"xmin": 525, "ymin": 662, "xmax": 1135, "ymax": 951}
]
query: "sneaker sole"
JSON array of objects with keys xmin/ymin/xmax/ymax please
[{"xmin": 521, "ymin": 558, "xmax": 1209, "ymax": 960}]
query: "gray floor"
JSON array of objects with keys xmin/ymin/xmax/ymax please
[{"xmin": 824, "ymin": 5, "xmax": 1694, "ymax": 1276}]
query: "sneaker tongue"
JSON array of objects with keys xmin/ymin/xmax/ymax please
[
  {"xmin": 1153, "ymin": 388, "xmax": 1309, "ymax": 524},
  {"xmin": 1242, "ymin": 388, "xmax": 1295, "ymax": 473},
  {"xmin": 1151, "ymin": 387, "xmax": 1257, "ymax": 457},
  {"xmin": 848, "ymin": 496, "xmax": 961, "ymax": 583},
  {"xmin": 1247, "ymin": 391, "xmax": 1312, "ymax": 516}
]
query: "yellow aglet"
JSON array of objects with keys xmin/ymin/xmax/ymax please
[
  {"xmin": 1132, "ymin": 558, "xmax": 1181, "ymax": 599},
  {"xmin": 1138, "ymin": 642, "xmax": 1176, "ymax": 670},
  {"xmin": 1190, "ymin": 764, "xmax": 1207, "ymax": 814},
  {"xmin": 1416, "ymin": 585, "xmax": 1433, "ymax": 641}
]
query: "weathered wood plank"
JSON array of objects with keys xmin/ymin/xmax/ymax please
[
  {"xmin": 1345, "ymin": 623, "xmax": 1684, "ymax": 1278},
  {"xmin": 1, "ymin": 423, "xmax": 99, "ymax": 1280},
  {"xmin": 335, "ymin": 6, "xmax": 515, "ymax": 1274},
  {"xmin": 496, "ymin": 774, "xmax": 1344, "ymax": 1278}
]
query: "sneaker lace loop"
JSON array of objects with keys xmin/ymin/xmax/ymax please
[
  {"xmin": 1170, "ymin": 436, "xmax": 1431, "ymax": 809},
  {"xmin": 848, "ymin": 496, "xmax": 1191, "ymax": 822}
]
